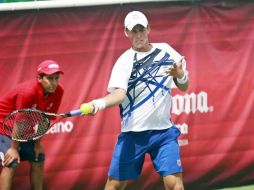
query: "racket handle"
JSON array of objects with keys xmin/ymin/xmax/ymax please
[{"xmin": 68, "ymin": 109, "xmax": 82, "ymax": 116}]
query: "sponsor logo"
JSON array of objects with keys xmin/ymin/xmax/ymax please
[
  {"xmin": 47, "ymin": 121, "xmax": 74, "ymax": 134},
  {"xmin": 172, "ymin": 91, "xmax": 213, "ymax": 146},
  {"xmin": 177, "ymin": 123, "xmax": 189, "ymax": 146},
  {"xmin": 172, "ymin": 91, "xmax": 213, "ymax": 115}
]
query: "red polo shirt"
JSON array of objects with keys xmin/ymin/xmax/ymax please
[{"xmin": 0, "ymin": 79, "xmax": 64, "ymax": 135}]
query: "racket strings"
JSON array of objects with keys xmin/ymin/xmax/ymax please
[{"xmin": 3, "ymin": 111, "xmax": 50, "ymax": 141}]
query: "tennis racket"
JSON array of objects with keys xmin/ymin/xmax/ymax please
[{"xmin": 2, "ymin": 108, "xmax": 82, "ymax": 142}]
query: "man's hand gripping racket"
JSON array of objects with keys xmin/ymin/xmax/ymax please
[
  {"xmin": 80, "ymin": 99, "xmax": 106, "ymax": 115},
  {"xmin": 2, "ymin": 106, "xmax": 91, "ymax": 142}
]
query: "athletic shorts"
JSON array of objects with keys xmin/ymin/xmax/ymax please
[
  {"xmin": 0, "ymin": 134, "xmax": 45, "ymax": 168},
  {"xmin": 108, "ymin": 126, "xmax": 183, "ymax": 180}
]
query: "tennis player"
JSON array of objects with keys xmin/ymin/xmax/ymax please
[
  {"xmin": 83, "ymin": 11, "xmax": 188, "ymax": 190},
  {"xmin": 0, "ymin": 60, "xmax": 64, "ymax": 190}
]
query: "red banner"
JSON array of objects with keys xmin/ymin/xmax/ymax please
[{"xmin": 0, "ymin": 1, "xmax": 254, "ymax": 189}]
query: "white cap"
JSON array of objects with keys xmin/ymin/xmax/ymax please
[{"xmin": 124, "ymin": 11, "xmax": 148, "ymax": 31}]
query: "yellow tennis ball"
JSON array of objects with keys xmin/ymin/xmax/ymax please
[{"xmin": 80, "ymin": 103, "xmax": 91, "ymax": 115}]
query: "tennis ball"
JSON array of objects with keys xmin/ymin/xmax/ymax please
[{"xmin": 80, "ymin": 103, "xmax": 91, "ymax": 115}]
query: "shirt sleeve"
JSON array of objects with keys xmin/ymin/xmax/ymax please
[{"xmin": 107, "ymin": 51, "xmax": 134, "ymax": 93}]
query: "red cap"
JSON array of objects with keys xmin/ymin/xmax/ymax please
[{"xmin": 37, "ymin": 60, "xmax": 64, "ymax": 75}]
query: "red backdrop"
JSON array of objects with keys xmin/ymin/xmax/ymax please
[{"xmin": 0, "ymin": 1, "xmax": 254, "ymax": 189}]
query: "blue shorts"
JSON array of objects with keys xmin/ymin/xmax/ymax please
[
  {"xmin": 0, "ymin": 134, "xmax": 45, "ymax": 168},
  {"xmin": 108, "ymin": 126, "xmax": 183, "ymax": 180}
]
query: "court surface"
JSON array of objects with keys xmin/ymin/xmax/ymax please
[{"xmin": 218, "ymin": 185, "xmax": 254, "ymax": 190}]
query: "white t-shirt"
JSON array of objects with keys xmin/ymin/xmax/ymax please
[{"xmin": 107, "ymin": 43, "xmax": 186, "ymax": 132}]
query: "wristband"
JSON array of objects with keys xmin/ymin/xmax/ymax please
[
  {"xmin": 92, "ymin": 99, "xmax": 106, "ymax": 110},
  {"xmin": 177, "ymin": 72, "xmax": 188, "ymax": 84}
]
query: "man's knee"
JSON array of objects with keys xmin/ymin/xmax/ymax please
[
  {"xmin": 104, "ymin": 177, "xmax": 127, "ymax": 190},
  {"xmin": 163, "ymin": 173, "xmax": 184, "ymax": 190}
]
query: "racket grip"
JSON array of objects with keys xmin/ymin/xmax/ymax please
[{"xmin": 68, "ymin": 109, "xmax": 82, "ymax": 116}]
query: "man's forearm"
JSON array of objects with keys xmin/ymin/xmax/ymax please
[{"xmin": 103, "ymin": 88, "xmax": 126, "ymax": 107}]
